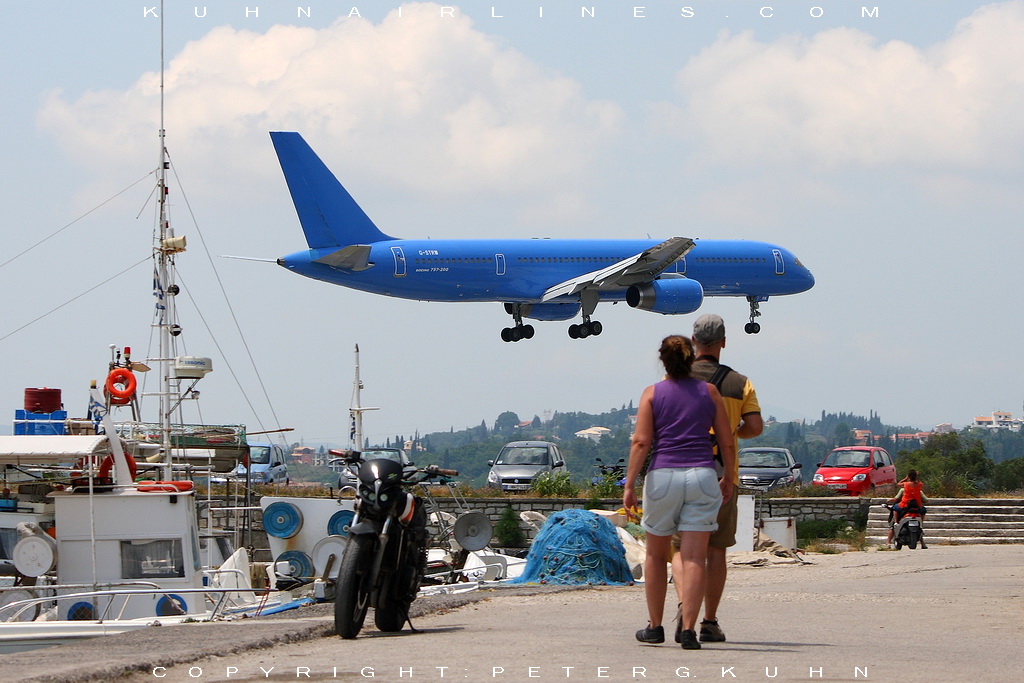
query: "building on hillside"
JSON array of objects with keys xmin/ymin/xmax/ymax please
[
  {"xmin": 575, "ymin": 426, "xmax": 611, "ymax": 442},
  {"xmin": 972, "ymin": 411, "xmax": 1023, "ymax": 432}
]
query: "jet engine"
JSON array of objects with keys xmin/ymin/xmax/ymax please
[{"xmin": 626, "ymin": 278, "xmax": 704, "ymax": 315}]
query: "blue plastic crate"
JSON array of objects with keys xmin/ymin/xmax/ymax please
[{"xmin": 13, "ymin": 409, "xmax": 67, "ymax": 435}]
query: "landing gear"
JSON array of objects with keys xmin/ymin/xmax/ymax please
[
  {"xmin": 501, "ymin": 303, "xmax": 535, "ymax": 343},
  {"xmin": 568, "ymin": 290, "xmax": 602, "ymax": 340},
  {"xmin": 745, "ymin": 296, "xmax": 763, "ymax": 334},
  {"xmin": 500, "ymin": 324, "xmax": 535, "ymax": 342},
  {"xmin": 568, "ymin": 319, "xmax": 602, "ymax": 339}
]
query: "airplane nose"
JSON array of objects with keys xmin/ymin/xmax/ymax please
[{"xmin": 802, "ymin": 267, "xmax": 815, "ymax": 291}]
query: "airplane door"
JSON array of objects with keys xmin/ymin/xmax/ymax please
[
  {"xmin": 495, "ymin": 253, "xmax": 506, "ymax": 276},
  {"xmin": 772, "ymin": 249, "xmax": 784, "ymax": 275},
  {"xmin": 391, "ymin": 246, "xmax": 407, "ymax": 277}
]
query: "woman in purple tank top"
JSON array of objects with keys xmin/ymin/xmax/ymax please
[{"xmin": 623, "ymin": 335, "xmax": 736, "ymax": 650}]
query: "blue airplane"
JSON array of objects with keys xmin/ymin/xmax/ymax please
[{"xmin": 271, "ymin": 132, "xmax": 814, "ymax": 342}]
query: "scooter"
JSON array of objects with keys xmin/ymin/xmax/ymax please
[
  {"xmin": 885, "ymin": 502, "xmax": 925, "ymax": 550},
  {"xmin": 333, "ymin": 450, "xmax": 458, "ymax": 638},
  {"xmin": 591, "ymin": 457, "xmax": 626, "ymax": 487}
]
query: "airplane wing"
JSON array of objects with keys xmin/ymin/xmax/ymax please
[{"xmin": 541, "ymin": 236, "xmax": 695, "ymax": 301}]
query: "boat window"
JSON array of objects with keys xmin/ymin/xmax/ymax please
[
  {"xmin": 0, "ymin": 527, "xmax": 15, "ymax": 560},
  {"xmin": 120, "ymin": 539, "xmax": 185, "ymax": 579}
]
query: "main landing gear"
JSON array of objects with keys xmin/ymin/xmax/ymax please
[
  {"xmin": 568, "ymin": 290, "xmax": 602, "ymax": 340},
  {"xmin": 744, "ymin": 296, "xmax": 762, "ymax": 334},
  {"xmin": 568, "ymin": 318, "xmax": 602, "ymax": 339},
  {"xmin": 501, "ymin": 303, "xmax": 535, "ymax": 343}
]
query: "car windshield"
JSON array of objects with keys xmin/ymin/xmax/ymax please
[
  {"xmin": 740, "ymin": 451, "xmax": 789, "ymax": 468},
  {"xmin": 495, "ymin": 446, "xmax": 550, "ymax": 466},
  {"xmin": 362, "ymin": 449, "xmax": 407, "ymax": 466},
  {"xmin": 248, "ymin": 446, "xmax": 271, "ymax": 465},
  {"xmin": 822, "ymin": 450, "xmax": 871, "ymax": 467}
]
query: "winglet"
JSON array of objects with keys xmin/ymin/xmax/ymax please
[{"xmin": 270, "ymin": 132, "xmax": 394, "ymax": 249}]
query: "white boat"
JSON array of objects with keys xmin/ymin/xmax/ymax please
[{"xmin": 0, "ymin": 430, "xmax": 295, "ymax": 653}]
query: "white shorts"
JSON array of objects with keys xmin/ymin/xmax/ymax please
[{"xmin": 641, "ymin": 467, "xmax": 722, "ymax": 536}]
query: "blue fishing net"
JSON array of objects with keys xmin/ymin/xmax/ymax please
[{"xmin": 510, "ymin": 508, "xmax": 634, "ymax": 586}]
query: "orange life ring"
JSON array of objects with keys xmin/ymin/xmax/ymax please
[
  {"xmin": 105, "ymin": 368, "xmax": 137, "ymax": 404},
  {"xmin": 98, "ymin": 453, "xmax": 138, "ymax": 481}
]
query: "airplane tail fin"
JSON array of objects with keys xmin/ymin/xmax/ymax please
[{"xmin": 270, "ymin": 131, "xmax": 394, "ymax": 249}]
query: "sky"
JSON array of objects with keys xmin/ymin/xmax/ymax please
[{"xmin": 1, "ymin": 1, "xmax": 1022, "ymax": 449}]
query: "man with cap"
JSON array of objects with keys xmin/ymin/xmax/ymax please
[{"xmin": 672, "ymin": 313, "xmax": 763, "ymax": 643}]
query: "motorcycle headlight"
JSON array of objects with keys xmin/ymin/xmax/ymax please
[{"xmin": 852, "ymin": 473, "xmax": 867, "ymax": 482}]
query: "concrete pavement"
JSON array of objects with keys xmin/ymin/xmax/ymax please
[{"xmin": 3, "ymin": 544, "xmax": 1022, "ymax": 683}]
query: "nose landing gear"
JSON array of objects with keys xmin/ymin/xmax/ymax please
[{"xmin": 745, "ymin": 296, "xmax": 763, "ymax": 334}]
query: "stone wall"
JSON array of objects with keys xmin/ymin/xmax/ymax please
[
  {"xmin": 430, "ymin": 496, "xmax": 874, "ymax": 545},
  {"xmin": 203, "ymin": 495, "xmax": 874, "ymax": 553}
]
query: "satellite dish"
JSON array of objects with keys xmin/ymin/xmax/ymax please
[{"xmin": 453, "ymin": 512, "xmax": 493, "ymax": 552}]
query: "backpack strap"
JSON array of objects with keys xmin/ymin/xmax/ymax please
[
  {"xmin": 708, "ymin": 363, "xmax": 733, "ymax": 389},
  {"xmin": 705, "ymin": 363, "xmax": 732, "ymax": 467}
]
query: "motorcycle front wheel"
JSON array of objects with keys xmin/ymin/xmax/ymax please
[{"xmin": 335, "ymin": 534, "xmax": 375, "ymax": 639}]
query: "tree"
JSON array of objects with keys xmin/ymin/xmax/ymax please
[{"xmin": 494, "ymin": 411, "xmax": 521, "ymax": 433}]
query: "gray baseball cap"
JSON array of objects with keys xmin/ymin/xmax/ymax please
[{"xmin": 693, "ymin": 314, "xmax": 726, "ymax": 344}]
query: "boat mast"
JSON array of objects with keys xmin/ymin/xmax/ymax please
[
  {"xmin": 154, "ymin": 0, "xmax": 182, "ymax": 480},
  {"xmin": 349, "ymin": 344, "xmax": 378, "ymax": 451}
]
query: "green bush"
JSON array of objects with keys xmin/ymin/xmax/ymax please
[
  {"xmin": 530, "ymin": 471, "xmax": 580, "ymax": 497},
  {"xmin": 588, "ymin": 473, "xmax": 625, "ymax": 499},
  {"xmin": 493, "ymin": 505, "xmax": 525, "ymax": 547},
  {"xmin": 767, "ymin": 483, "xmax": 838, "ymax": 498}
]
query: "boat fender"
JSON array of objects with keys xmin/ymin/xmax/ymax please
[
  {"xmin": 98, "ymin": 452, "xmax": 138, "ymax": 481},
  {"xmin": 138, "ymin": 480, "xmax": 194, "ymax": 493},
  {"xmin": 105, "ymin": 367, "xmax": 137, "ymax": 404}
]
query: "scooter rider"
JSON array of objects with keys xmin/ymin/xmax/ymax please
[{"xmin": 886, "ymin": 469, "xmax": 928, "ymax": 548}]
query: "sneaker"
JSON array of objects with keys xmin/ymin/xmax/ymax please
[
  {"xmin": 679, "ymin": 629, "xmax": 701, "ymax": 650},
  {"xmin": 636, "ymin": 624, "xmax": 664, "ymax": 644},
  {"xmin": 699, "ymin": 619, "xmax": 726, "ymax": 642}
]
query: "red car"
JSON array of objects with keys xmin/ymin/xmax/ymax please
[{"xmin": 812, "ymin": 446, "xmax": 897, "ymax": 495}]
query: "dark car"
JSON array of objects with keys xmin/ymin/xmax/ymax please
[
  {"xmin": 333, "ymin": 448, "xmax": 413, "ymax": 489},
  {"xmin": 486, "ymin": 441, "xmax": 566, "ymax": 491},
  {"xmin": 812, "ymin": 446, "xmax": 897, "ymax": 495},
  {"xmin": 738, "ymin": 447, "xmax": 802, "ymax": 489}
]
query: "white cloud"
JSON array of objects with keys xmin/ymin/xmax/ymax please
[
  {"xmin": 37, "ymin": 3, "xmax": 622, "ymax": 197},
  {"xmin": 658, "ymin": 1, "xmax": 1024, "ymax": 170}
]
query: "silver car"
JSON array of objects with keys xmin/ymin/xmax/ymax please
[
  {"xmin": 486, "ymin": 441, "xmax": 566, "ymax": 491},
  {"xmin": 738, "ymin": 447, "xmax": 802, "ymax": 490}
]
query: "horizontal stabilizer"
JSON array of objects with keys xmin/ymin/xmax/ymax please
[
  {"xmin": 270, "ymin": 132, "xmax": 394, "ymax": 250},
  {"xmin": 313, "ymin": 244, "xmax": 374, "ymax": 271}
]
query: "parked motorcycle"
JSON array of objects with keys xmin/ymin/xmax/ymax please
[
  {"xmin": 591, "ymin": 457, "xmax": 627, "ymax": 487},
  {"xmin": 334, "ymin": 450, "xmax": 458, "ymax": 638},
  {"xmin": 885, "ymin": 502, "xmax": 925, "ymax": 550}
]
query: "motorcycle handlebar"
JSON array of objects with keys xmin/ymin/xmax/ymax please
[{"xmin": 424, "ymin": 465, "xmax": 459, "ymax": 477}]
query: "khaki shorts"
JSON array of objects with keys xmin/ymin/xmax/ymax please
[
  {"xmin": 671, "ymin": 485, "xmax": 738, "ymax": 550},
  {"xmin": 708, "ymin": 487, "xmax": 738, "ymax": 548}
]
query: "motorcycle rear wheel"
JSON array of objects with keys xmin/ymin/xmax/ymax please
[
  {"xmin": 374, "ymin": 554, "xmax": 421, "ymax": 632},
  {"xmin": 335, "ymin": 534, "xmax": 375, "ymax": 639}
]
